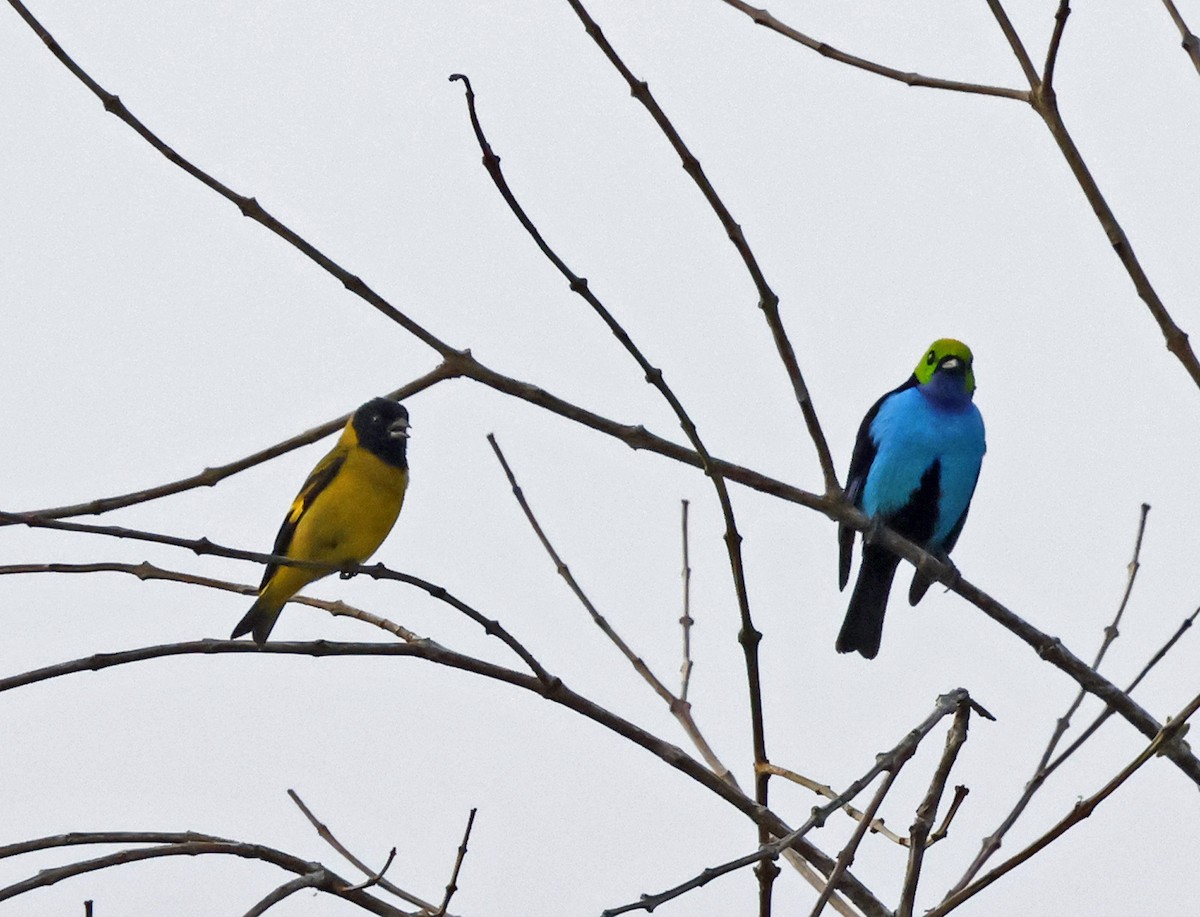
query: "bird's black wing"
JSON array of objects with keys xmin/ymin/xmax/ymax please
[
  {"xmin": 838, "ymin": 376, "xmax": 918, "ymax": 589},
  {"xmin": 259, "ymin": 448, "xmax": 347, "ymax": 589},
  {"xmin": 907, "ymin": 474, "xmax": 978, "ymax": 605}
]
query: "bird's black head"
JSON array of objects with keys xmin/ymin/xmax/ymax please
[{"xmin": 352, "ymin": 398, "xmax": 410, "ymax": 469}]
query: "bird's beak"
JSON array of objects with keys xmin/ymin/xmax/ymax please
[
  {"xmin": 941, "ymin": 357, "xmax": 962, "ymax": 371},
  {"xmin": 388, "ymin": 419, "xmax": 411, "ymax": 439}
]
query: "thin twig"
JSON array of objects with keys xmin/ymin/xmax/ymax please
[
  {"xmin": 1043, "ymin": 604, "xmax": 1200, "ymax": 773},
  {"xmin": 718, "ymin": 0, "xmax": 1030, "ymax": 100},
  {"xmin": 897, "ymin": 705, "xmax": 971, "ymax": 917},
  {"xmin": 0, "ymin": 561, "xmax": 429, "ymax": 643},
  {"xmin": 451, "ymin": 66, "xmax": 775, "ymax": 909},
  {"xmin": 1161, "ymin": 0, "xmax": 1200, "ymax": 75},
  {"xmin": 807, "ymin": 769, "xmax": 902, "ymax": 917},
  {"xmin": 929, "ymin": 786, "xmax": 970, "ymax": 844},
  {"xmin": 680, "ymin": 498, "xmax": 694, "ymax": 702},
  {"xmin": 929, "ymin": 692, "xmax": 1200, "ymax": 916},
  {"xmin": 434, "ymin": 809, "xmax": 476, "ymax": 917},
  {"xmin": 0, "ymin": 838, "xmax": 407, "ymax": 916},
  {"xmin": 1042, "ymin": 0, "xmax": 1071, "ymax": 90},
  {"xmin": 757, "ymin": 762, "xmax": 906, "ymax": 847},
  {"xmin": 949, "ymin": 503, "xmax": 1151, "ymax": 893},
  {"xmin": 242, "ymin": 874, "xmax": 328, "ymax": 917},
  {"xmin": 2, "ymin": 642, "xmax": 891, "ymax": 917},
  {"xmin": 601, "ymin": 690, "xmax": 976, "ymax": 916},
  {"xmin": 3, "ymin": 365, "xmax": 454, "ymax": 525},
  {"xmin": 342, "ymin": 848, "xmax": 398, "ymax": 893},
  {"xmin": 486, "ymin": 435, "xmax": 737, "ymax": 785},
  {"xmin": 985, "ymin": 0, "xmax": 1041, "ymax": 88},
  {"xmin": 287, "ymin": 791, "xmax": 440, "ymax": 913}
]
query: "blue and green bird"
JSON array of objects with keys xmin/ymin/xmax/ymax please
[{"xmin": 836, "ymin": 339, "xmax": 986, "ymax": 659}]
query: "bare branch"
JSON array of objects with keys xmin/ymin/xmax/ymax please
[
  {"xmin": 984, "ymin": 0, "xmax": 1041, "ymax": 89},
  {"xmin": 949, "ymin": 504, "xmax": 1152, "ymax": 893},
  {"xmin": 7, "ymin": 500, "xmax": 1198, "ymax": 791},
  {"xmin": 929, "ymin": 786, "xmax": 970, "ymax": 844},
  {"xmin": 714, "ymin": 0, "xmax": 1200, "ymax": 390},
  {"xmin": 4, "ymin": 365, "xmax": 454, "ymax": 525},
  {"xmin": 1161, "ymin": 0, "xmax": 1200, "ymax": 75},
  {"xmin": 4, "ymin": 0, "xmax": 456, "ymax": 357},
  {"xmin": 930, "ymin": 691, "xmax": 1200, "ymax": 916},
  {"xmin": 287, "ymin": 791, "xmax": 440, "ymax": 913},
  {"xmin": 603, "ymin": 690, "xmax": 976, "ymax": 916},
  {"xmin": 679, "ymin": 498, "xmax": 694, "ymax": 703},
  {"xmin": 1031, "ymin": 86, "xmax": 1200, "ymax": 388},
  {"xmin": 0, "ymin": 837, "xmax": 408, "ymax": 916},
  {"xmin": 758, "ymin": 762, "xmax": 907, "ymax": 847},
  {"xmin": 807, "ymin": 768, "xmax": 902, "ymax": 917},
  {"xmin": 564, "ymin": 1, "xmax": 839, "ymax": 496},
  {"xmin": 0, "ymin": 831, "xmax": 231, "ymax": 859},
  {"xmin": 434, "ymin": 809, "xmax": 477, "ymax": 917},
  {"xmin": 0, "ymin": 561, "xmax": 428, "ymax": 644},
  {"xmin": 1042, "ymin": 0, "xmax": 1071, "ymax": 90},
  {"xmin": 451, "ymin": 64, "xmax": 775, "ymax": 910},
  {"xmin": 0, "ymin": 511, "xmax": 554, "ymax": 685},
  {"xmin": 487, "ymin": 434, "xmax": 737, "ymax": 785},
  {"xmin": 717, "ymin": 1, "xmax": 1030, "ymax": 101},
  {"xmin": 0, "ymin": 640, "xmax": 889, "ymax": 916},
  {"xmin": 341, "ymin": 848, "xmax": 398, "ymax": 893},
  {"xmin": 1042, "ymin": 604, "xmax": 1200, "ymax": 773},
  {"xmin": 242, "ymin": 874, "xmax": 328, "ymax": 917},
  {"xmin": 897, "ymin": 705, "xmax": 972, "ymax": 917}
]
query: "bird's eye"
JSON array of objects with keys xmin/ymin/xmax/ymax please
[{"xmin": 926, "ymin": 351, "xmax": 937, "ymax": 365}]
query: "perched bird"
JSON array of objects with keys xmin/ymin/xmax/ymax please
[
  {"xmin": 231, "ymin": 398, "xmax": 411, "ymax": 645},
  {"xmin": 836, "ymin": 339, "xmax": 986, "ymax": 659}
]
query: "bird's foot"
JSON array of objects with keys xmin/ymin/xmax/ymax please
[
  {"xmin": 936, "ymin": 554, "xmax": 962, "ymax": 590},
  {"xmin": 338, "ymin": 565, "xmax": 357, "ymax": 580}
]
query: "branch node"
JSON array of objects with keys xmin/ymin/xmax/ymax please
[{"xmin": 237, "ymin": 195, "xmax": 263, "ymax": 219}]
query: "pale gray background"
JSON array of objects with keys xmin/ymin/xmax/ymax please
[{"xmin": 2, "ymin": 2, "xmax": 1198, "ymax": 914}]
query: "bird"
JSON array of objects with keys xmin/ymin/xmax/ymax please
[
  {"xmin": 231, "ymin": 397, "xmax": 411, "ymax": 645},
  {"xmin": 836, "ymin": 339, "xmax": 986, "ymax": 659}
]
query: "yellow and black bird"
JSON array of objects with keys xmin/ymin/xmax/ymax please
[{"xmin": 231, "ymin": 397, "xmax": 411, "ymax": 645}]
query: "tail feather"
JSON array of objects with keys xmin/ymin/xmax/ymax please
[
  {"xmin": 908, "ymin": 570, "xmax": 934, "ymax": 606},
  {"xmin": 836, "ymin": 546, "xmax": 900, "ymax": 659},
  {"xmin": 230, "ymin": 596, "xmax": 283, "ymax": 646},
  {"xmin": 837, "ymin": 523, "xmax": 855, "ymax": 591}
]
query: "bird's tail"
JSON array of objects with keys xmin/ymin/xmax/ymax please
[
  {"xmin": 908, "ymin": 570, "xmax": 934, "ymax": 606},
  {"xmin": 230, "ymin": 595, "xmax": 284, "ymax": 646},
  {"xmin": 836, "ymin": 546, "xmax": 900, "ymax": 659}
]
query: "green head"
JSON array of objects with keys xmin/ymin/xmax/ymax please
[{"xmin": 914, "ymin": 339, "xmax": 976, "ymax": 393}]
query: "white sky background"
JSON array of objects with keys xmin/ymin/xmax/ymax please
[{"xmin": 2, "ymin": 1, "xmax": 1199, "ymax": 914}]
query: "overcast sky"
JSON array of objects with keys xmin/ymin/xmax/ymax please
[{"xmin": 3, "ymin": 2, "xmax": 1200, "ymax": 915}]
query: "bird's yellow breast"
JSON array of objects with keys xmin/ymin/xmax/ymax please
[
  {"xmin": 261, "ymin": 446, "xmax": 408, "ymax": 606},
  {"xmin": 291, "ymin": 447, "xmax": 407, "ymax": 564}
]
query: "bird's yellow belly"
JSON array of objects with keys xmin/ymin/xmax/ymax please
[
  {"xmin": 292, "ymin": 450, "xmax": 407, "ymax": 566},
  {"xmin": 261, "ymin": 450, "xmax": 408, "ymax": 607}
]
